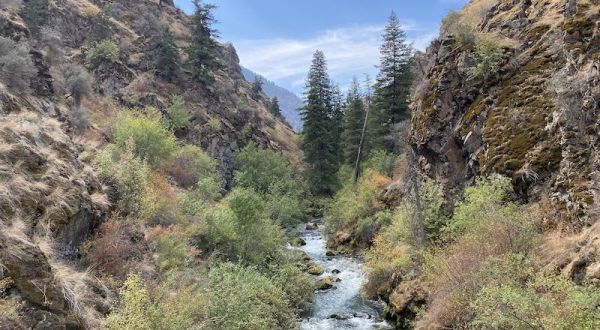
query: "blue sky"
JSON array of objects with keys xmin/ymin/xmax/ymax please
[{"xmin": 174, "ymin": 0, "xmax": 468, "ymax": 95}]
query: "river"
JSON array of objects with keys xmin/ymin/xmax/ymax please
[{"xmin": 294, "ymin": 221, "xmax": 391, "ymax": 330}]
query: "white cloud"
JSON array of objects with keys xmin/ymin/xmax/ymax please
[{"xmin": 235, "ymin": 23, "xmax": 438, "ymax": 93}]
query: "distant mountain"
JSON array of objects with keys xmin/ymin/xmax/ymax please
[{"xmin": 242, "ymin": 67, "xmax": 303, "ymax": 131}]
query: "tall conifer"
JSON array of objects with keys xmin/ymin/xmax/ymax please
[
  {"xmin": 369, "ymin": 12, "xmax": 413, "ymax": 151},
  {"xmin": 185, "ymin": 0, "xmax": 221, "ymax": 84},
  {"xmin": 300, "ymin": 51, "xmax": 338, "ymax": 195},
  {"xmin": 342, "ymin": 78, "xmax": 366, "ymax": 165}
]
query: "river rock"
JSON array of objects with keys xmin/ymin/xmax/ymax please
[
  {"xmin": 325, "ymin": 251, "xmax": 336, "ymax": 257},
  {"xmin": 291, "ymin": 237, "xmax": 306, "ymax": 246},
  {"xmin": 307, "ymin": 263, "xmax": 324, "ymax": 275},
  {"xmin": 315, "ymin": 276, "xmax": 334, "ymax": 290},
  {"xmin": 332, "ymin": 269, "xmax": 341, "ymax": 274},
  {"xmin": 306, "ymin": 222, "xmax": 318, "ymax": 230},
  {"xmin": 329, "ymin": 314, "xmax": 348, "ymax": 320}
]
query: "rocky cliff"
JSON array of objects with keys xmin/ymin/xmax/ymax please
[
  {"xmin": 0, "ymin": 0, "xmax": 298, "ymax": 327},
  {"xmin": 411, "ymin": 0, "xmax": 599, "ymax": 228}
]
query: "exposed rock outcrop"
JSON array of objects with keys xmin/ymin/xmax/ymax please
[{"xmin": 411, "ymin": 0, "xmax": 599, "ymax": 229}]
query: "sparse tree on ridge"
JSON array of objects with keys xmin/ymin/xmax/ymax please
[
  {"xmin": 185, "ymin": 0, "xmax": 221, "ymax": 84},
  {"xmin": 156, "ymin": 26, "xmax": 179, "ymax": 81}
]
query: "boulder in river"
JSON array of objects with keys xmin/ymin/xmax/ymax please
[
  {"xmin": 291, "ymin": 237, "xmax": 306, "ymax": 246},
  {"xmin": 306, "ymin": 222, "xmax": 318, "ymax": 230},
  {"xmin": 307, "ymin": 263, "xmax": 324, "ymax": 275},
  {"xmin": 325, "ymin": 251, "xmax": 336, "ymax": 257},
  {"xmin": 315, "ymin": 276, "xmax": 334, "ymax": 290},
  {"xmin": 332, "ymin": 269, "xmax": 341, "ymax": 274}
]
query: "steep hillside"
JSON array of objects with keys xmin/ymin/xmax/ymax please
[
  {"xmin": 0, "ymin": 0, "xmax": 300, "ymax": 328},
  {"xmin": 242, "ymin": 67, "xmax": 303, "ymax": 131},
  {"xmin": 411, "ymin": 0, "xmax": 599, "ymax": 228}
]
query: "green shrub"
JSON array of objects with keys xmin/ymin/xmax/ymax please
[
  {"xmin": 106, "ymin": 273, "xmax": 207, "ymax": 330},
  {"xmin": 57, "ymin": 63, "xmax": 92, "ymax": 108},
  {"xmin": 96, "ymin": 142, "xmax": 150, "ymax": 214},
  {"xmin": 441, "ymin": 11, "xmax": 476, "ymax": 46},
  {"xmin": 0, "ymin": 37, "xmax": 36, "ymax": 91},
  {"xmin": 165, "ymin": 144, "xmax": 219, "ymax": 189},
  {"xmin": 234, "ymin": 144, "xmax": 291, "ymax": 194},
  {"xmin": 165, "ymin": 95, "xmax": 190, "ymax": 130},
  {"xmin": 364, "ymin": 150, "xmax": 396, "ymax": 178},
  {"xmin": 325, "ymin": 169, "xmax": 390, "ymax": 246},
  {"xmin": 106, "ymin": 274, "xmax": 155, "ymax": 330},
  {"xmin": 206, "ymin": 263, "xmax": 297, "ymax": 330},
  {"xmin": 265, "ymin": 179, "xmax": 306, "ymax": 226},
  {"xmin": 272, "ymin": 264, "xmax": 313, "ymax": 312},
  {"xmin": 471, "ymin": 255, "xmax": 600, "ymax": 330},
  {"xmin": 21, "ymin": 0, "xmax": 49, "ymax": 33},
  {"xmin": 86, "ymin": 39, "xmax": 119, "ymax": 66},
  {"xmin": 180, "ymin": 177, "xmax": 222, "ymax": 215},
  {"xmin": 225, "ymin": 188, "xmax": 285, "ymax": 266},
  {"xmin": 465, "ymin": 39, "xmax": 503, "ymax": 84},
  {"xmin": 156, "ymin": 233, "xmax": 188, "ymax": 275},
  {"xmin": 442, "ymin": 175, "xmax": 514, "ymax": 238},
  {"xmin": 114, "ymin": 110, "xmax": 178, "ymax": 167}
]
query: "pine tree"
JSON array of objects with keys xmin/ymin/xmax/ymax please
[
  {"xmin": 341, "ymin": 78, "xmax": 366, "ymax": 165},
  {"xmin": 330, "ymin": 84, "xmax": 344, "ymax": 165},
  {"xmin": 268, "ymin": 97, "xmax": 282, "ymax": 118},
  {"xmin": 185, "ymin": 0, "xmax": 221, "ymax": 84},
  {"xmin": 156, "ymin": 26, "xmax": 179, "ymax": 80},
  {"xmin": 370, "ymin": 12, "xmax": 413, "ymax": 151},
  {"xmin": 300, "ymin": 50, "xmax": 338, "ymax": 195},
  {"xmin": 251, "ymin": 76, "xmax": 263, "ymax": 99}
]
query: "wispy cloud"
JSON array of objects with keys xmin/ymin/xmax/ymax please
[{"xmin": 235, "ymin": 23, "xmax": 439, "ymax": 94}]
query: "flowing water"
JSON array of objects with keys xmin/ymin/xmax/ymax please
[{"xmin": 294, "ymin": 221, "xmax": 391, "ymax": 330}]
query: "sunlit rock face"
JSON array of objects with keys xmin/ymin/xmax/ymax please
[{"xmin": 410, "ymin": 0, "xmax": 599, "ymax": 229}]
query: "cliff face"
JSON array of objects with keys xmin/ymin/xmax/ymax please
[
  {"xmin": 0, "ymin": 0, "xmax": 298, "ymax": 327},
  {"xmin": 411, "ymin": 0, "xmax": 599, "ymax": 229}
]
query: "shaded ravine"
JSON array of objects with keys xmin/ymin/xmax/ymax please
[{"xmin": 294, "ymin": 221, "xmax": 391, "ymax": 329}]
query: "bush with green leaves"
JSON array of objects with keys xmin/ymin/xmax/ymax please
[
  {"xmin": 364, "ymin": 150, "xmax": 397, "ymax": 178},
  {"xmin": 234, "ymin": 144, "xmax": 306, "ymax": 226},
  {"xmin": 471, "ymin": 255, "xmax": 600, "ymax": 330},
  {"xmin": 465, "ymin": 39, "xmax": 503, "ymax": 84},
  {"xmin": 165, "ymin": 95, "xmax": 190, "ymax": 130},
  {"xmin": 325, "ymin": 169, "xmax": 389, "ymax": 246},
  {"xmin": 188, "ymin": 188, "xmax": 285, "ymax": 268},
  {"xmin": 96, "ymin": 142, "xmax": 150, "ymax": 214},
  {"xmin": 86, "ymin": 39, "xmax": 119, "ymax": 66},
  {"xmin": 106, "ymin": 273, "xmax": 207, "ymax": 330},
  {"xmin": 442, "ymin": 174, "xmax": 514, "ymax": 238},
  {"xmin": 156, "ymin": 233, "xmax": 188, "ymax": 275},
  {"xmin": 21, "ymin": 0, "xmax": 49, "ymax": 33},
  {"xmin": 106, "ymin": 274, "xmax": 155, "ymax": 330},
  {"xmin": 57, "ymin": 63, "xmax": 93, "ymax": 108},
  {"xmin": 271, "ymin": 264, "xmax": 313, "ymax": 313},
  {"xmin": 234, "ymin": 144, "xmax": 291, "ymax": 194},
  {"xmin": 114, "ymin": 110, "xmax": 178, "ymax": 167},
  {"xmin": 206, "ymin": 263, "xmax": 297, "ymax": 330},
  {"xmin": 0, "ymin": 37, "xmax": 36, "ymax": 91},
  {"xmin": 441, "ymin": 11, "xmax": 476, "ymax": 46},
  {"xmin": 166, "ymin": 144, "xmax": 219, "ymax": 189}
]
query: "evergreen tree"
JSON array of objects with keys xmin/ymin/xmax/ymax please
[
  {"xmin": 156, "ymin": 26, "xmax": 179, "ymax": 80},
  {"xmin": 268, "ymin": 97, "xmax": 282, "ymax": 118},
  {"xmin": 341, "ymin": 78, "xmax": 366, "ymax": 165},
  {"xmin": 330, "ymin": 84, "xmax": 344, "ymax": 165},
  {"xmin": 251, "ymin": 76, "xmax": 263, "ymax": 99},
  {"xmin": 369, "ymin": 12, "xmax": 413, "ymax": 151},
  {"xmin": 185, "ymin": 0, "xmax": 221, "ymax": 84},
  {"xmin": 300, "ymin": 50, "xmax": 338, "ymax": 195}
]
